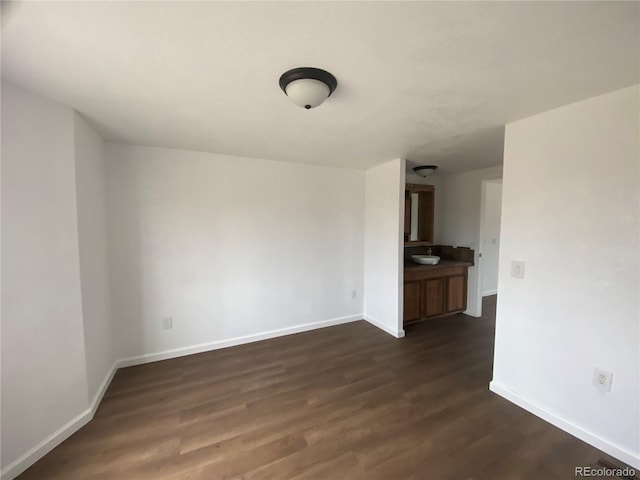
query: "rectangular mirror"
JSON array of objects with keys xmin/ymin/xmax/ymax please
[
  {"xmin": 404, "ymin": 184, "xmax": 434, "ymax": 244},
  {"xmin": 410, "ymin": 193, "xmax": 419, "ymax": 241}
]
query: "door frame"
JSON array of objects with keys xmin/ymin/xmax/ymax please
[{"xmin": 474, "ymin": 178, "xmax": 503, "ymax": 317}]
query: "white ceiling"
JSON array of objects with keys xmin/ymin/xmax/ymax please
[{"xmin": 2, "ymin": 1, "xmax": 638, "ymax": 173}]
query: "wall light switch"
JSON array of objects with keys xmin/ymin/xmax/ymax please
[
  {"xmin": 592, "ymin": 368, "xmax": 613, "ymax": 393},
  {"xmin": 511, "ymin": 260, "xmax": 525, "ymax": 279}
]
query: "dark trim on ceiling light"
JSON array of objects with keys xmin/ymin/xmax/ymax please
[
  {"xmin": 279, "ymin": 67, "xmax": 338, "ymax": 96},
  {"xmin": 413, "ymin": 165, "xmax": 438, "ymax": 173}
]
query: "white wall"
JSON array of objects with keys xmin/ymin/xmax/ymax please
[
  {"xmin": 480, "ymin": 181, "xmax": 502, "ymax": 296},
  {"xmin": 106, "ymin": 144, "xmax": 365, "ymax": 360},
  {"xmin": 74, "ymin": 113, "xmax": 114, "ymax": 402},
  {"xmin": 1, "ymin": 83, "xmax": 89, "ymax": 472},
  {"xmin": 440, "ymin": 165, "xmax": 503, "ymax": 316},
  {"xmin": 491, "ymin": 85, "xmax": 640, "ymax": 468},
  {"xmin": 363, "ymin": 158, "xmax": 405, "ymax": 337}
]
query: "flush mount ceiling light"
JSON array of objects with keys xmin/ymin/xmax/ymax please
[
  {"xmin": 279, "ymin": 67, "xmax": 337, "ymax": 109},
  {"xmin": 413, "ymin": 165, "xmax": 438, "ymax": 177}
]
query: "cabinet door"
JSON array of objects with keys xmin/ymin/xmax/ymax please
[
  {"xmin": 423, "ymin": 278, "xmax": 445, "ymax": 318},
  {"xmin": 446, "ymin": 275, "xmax": 466, "ymax": 313},
  {"xmin": 403, "ymin": 280, "xmax": 422, "ymax": 323}
]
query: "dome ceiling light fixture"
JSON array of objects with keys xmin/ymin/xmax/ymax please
[
  {"xmin": 279, "ymin": 67, "xmax": 337, "ymax": 110},
  {"xmin": 413, "ymin": 165, "xmax": 438, "ymax": 177}
]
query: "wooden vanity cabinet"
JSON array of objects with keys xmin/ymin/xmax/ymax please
[
  {"xmin": 403, "ymin": 280, "xmax": 422, "ymax": 322},
  {"xmin": 445, "ymin": 274, "xmax": 466, "ymax": 313},
  {"xmin": 424, "ymin": 277, "xmax": 445, "ymax": 317},
  {"xmin": 403, "ymin": 265, "xmax": 468, "ymax": 324}
]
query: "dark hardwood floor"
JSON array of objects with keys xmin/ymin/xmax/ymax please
[{"xmin": 18, "ymin": 296, "xmax": 622, "ymax": 479}]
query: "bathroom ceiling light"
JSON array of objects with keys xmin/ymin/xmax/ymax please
[
  {"xmin": 279, "ymin": 67, "xmax": 337, "ymax": 109},
  {"xmin": 413, "ymin": 165, "xmax": 438, "ymax": 177}
]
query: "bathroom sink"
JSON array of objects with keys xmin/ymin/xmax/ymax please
[{"xmin": 411, "ymin": 255, "xmax": 440, "ymax": 265}]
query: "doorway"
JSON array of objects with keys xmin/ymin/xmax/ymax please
[{"xmin": 476, "ymin": 179, "xmax": 503, "ymax": 315}]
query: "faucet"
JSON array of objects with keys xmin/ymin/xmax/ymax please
[{"xmin": 426, "ymin": 247, "xmax": 432, "ymax": 256}]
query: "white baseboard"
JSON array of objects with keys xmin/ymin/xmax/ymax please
[
  {"xmin": 1, "ymin": 360, "xmax": 120, "ymax": 480},
  {"xmin": 482, "ymin": 289, "xmax": 497, "ymax": 297},
  {"xmin": 364, "ymin": 314, "xmax": 405, "ymax": 338},
  {"xmin": 489, "ymin": 381, "xmax": 640, "ymax": 469},
  {"xmin": 1, "ymin": 314, "xmax": 365, "ymax": 479},
  {"xmin": 0, "ymin": 409, "xmax": 93, "ymax": 480},
  {"xmin": 118, "ymin": 313, "xmax": 363, "ymax": 367},
  {"xmin": 89, "ymin": 361, "xmax": 119, "ymax": 415}
]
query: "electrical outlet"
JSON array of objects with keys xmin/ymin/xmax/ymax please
[
  {"xmin": 511, "ymin": 260, "xmax": 525, "ymax": 279},
  {"xmin": 351, "ymin": 290, "xmax": 358, "ymax": 299},
  {"xmin": 162, "ymin": 316, "xmax": 173, "ymax": 330},
  {"xmin": 592, "ymin": 368, "xmax": 613, "ymax": 392}
]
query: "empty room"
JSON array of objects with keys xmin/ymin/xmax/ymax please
[{"xmin": 1, "ymin": 1, "xmax": 639, "ymax": 479}]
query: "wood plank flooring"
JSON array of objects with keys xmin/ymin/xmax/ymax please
[{"xmin": 18, "ymin": 296, "xmax": 623, "ymax": 479}]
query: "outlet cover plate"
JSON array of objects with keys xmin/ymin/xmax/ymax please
[
  {"xmin": 592, "ymin": 368, "xmax": 613, "ymax": 392},
  {"xmin": 511, "ymin": 260, "xmax": 525, "ymax": 279}
]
